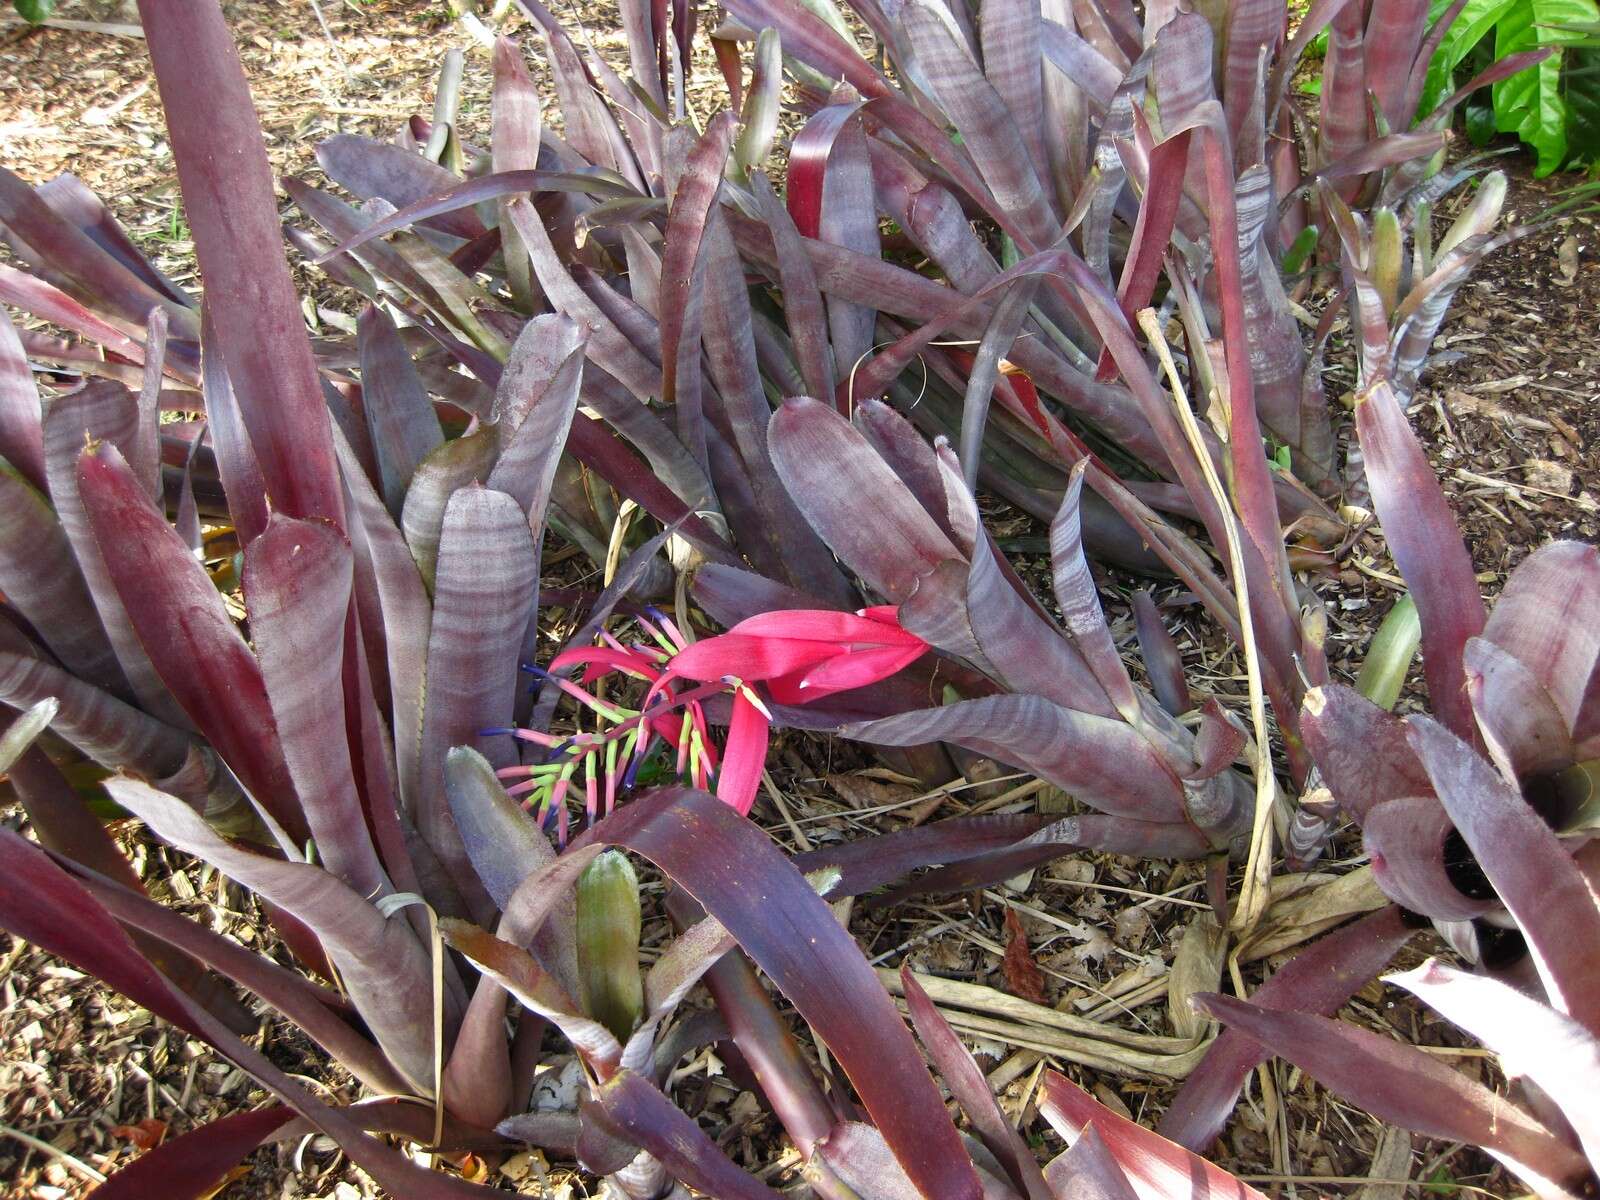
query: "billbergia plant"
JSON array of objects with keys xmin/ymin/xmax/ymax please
[
  {"xmin": 0, "ymin": 0, "xmax": 1589, "ymax": 1195},
  {"xmin": 1171, "ymin": 374, "xmax": 1600, "ymax": 1197}
]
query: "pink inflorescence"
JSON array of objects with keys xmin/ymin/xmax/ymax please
[{"xmin": 492, "ymin": 606, "xmax": 929, "ymax": 839}]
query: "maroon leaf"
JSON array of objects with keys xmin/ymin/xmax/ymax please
[
  {"xmin": 316, "ymin": 134, "xmax": 485, "ymax": 240},
  {"xmin": 92, "ymin": 1107, "xmax": 294, "ymax": 1200},
  {"xmin": 1462, "ymin": 638, "xmax": 1573, "ymax": 784},
  {"xmin": 1391, "ymin": 960, "xmax": 1600, "ymax": 1169},
  {"xmin": 770, "ymin": 395, "xmax": 961, "ymax": 601},
  {"xmin": 900, "ymin": 0, "xmax": 1058, "ymax": 250},
  {"xmin": 138, "ymin": 0, "xmax": 342, "ymax": 525},
  {"xmin": 41, "ymin": 383, "xmax": 189, "ymax": 727},
  {"xmin": 0, "ymin": 836, "xmax": 488, "ymax": 1198},
  {"xmin": 581, "ymin": 788, "xmax": 986, "ymax": 1200},
  {"xmin": 1040, "ymin": 1071, "xmax": 1267, "ymax": 1200},
  {"xmin": 848, "ymin": 695, "xmax": 1188, "ymax": 823},
  {"xmin": 1051, "ymin": 463, "xmax": 1140, "ymax": 722},
  {"xmin": 0, "ymin": 262, "xmax": 150, "ymax": 369},
  {"xmin": 1159, "ymin": 906, "xmax": 1416, "ymax": 1151},
  {"xmin": 68, "ymin": 865, "xmax": 407, "ymax": 1094},
  {"xmin": 0, "ymin": 307, "xmax": 46, "ymax": 490},
  {"xmin": 1363, "ymin": 798, "xmax": 1490, "ymax": 921},
  {"xmin": 1042, "ymin": 1124, "xmax": 1142, "ymax": 1200},
  {"xmin": 788, "ymin": 98, "xmax": 878, "ymax": 382},
  {"xmin": 1194, "ymin": 993, "xmax": 1589, "ymax": 1191},
  {"xmin": 0, "ymin": 165, "xmax": 195, "ymax": 338},
  {"xmin": 79, "ymin": 440, "xmax": 307, "ymax": 843},
  {"xmin": 598, "ymin": 1069, "xmax": 785, "ymax": 1199},
  {"xmin": 242, "ymin": 515, "xmax": 388, "ymax": 900},
  {"xmin": 750, "ymin": 171, "xmax": 836, "ymax": 402},
  {"xmin": 199, "ymin": 304, "xmax": 270, "ymax": 546},
  {"xmin": 1300, "ymin": 684, "xmax": 1434, "ymax": 823},
  {"xmin": 659, "ymin": 115, "xmax": 737, "ymax": 469},
  {"xmin": 357, "ymin": 305, "xmax": 445, "ymax": 514},
  {"xmin": 1354, "ymin": 380, "xmax": 1485, "ymax": 740},
  {"xmin": 416, "ymin": 487, "xmax": 539, "ymax": 919},
  {"xmin": 899, "ymin": 965, "xmax": 1055, "ymax": 1200},
  {"xmin": 1131, "ymin": 591, "xmax": 1192, "ymax": 717},
  {"xmin": 1477, "ymin": 541, "xmax": 1600, "ymax": 742},
  {"xmin": 1407, "ymin": 716, "xmax": 1600, "ymax": 1033},
  {"xmin": 108, "ymin": 778, "xmax": 440, "ymax": 1093},
  {"xmin": 0, "ymin": 643, "xmax": 189, "ymax": 782},
  {"xmin": 0, "ymin": 461, "xmax": 124, "ymax": 687},
  {"xmin": 1361, "ymin": 0, "xmax": 1430, "ymax": 133}
]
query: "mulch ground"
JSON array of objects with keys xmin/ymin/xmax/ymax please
[{"xmin": 2, "ymin": 2, "xmax": 1595, "ymax": 1197}]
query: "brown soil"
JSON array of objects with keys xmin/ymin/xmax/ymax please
[{"xmin": 1, "ymin": 3, "xmax": 1595, "ymax": 1199}]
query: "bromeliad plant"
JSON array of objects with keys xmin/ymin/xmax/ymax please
[{"xmin": 1160, "ymin": 370, "xmax": 1600, "ymax": 1196}]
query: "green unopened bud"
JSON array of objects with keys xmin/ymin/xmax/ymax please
[
  {"xmin": 576, "ymin": 851, "xmax": 644, "ymax": 1040},
  {"xmin": 732, "ymin": 28, "xmax": 782, "ymax": 177},
  {"xmin": 1370, "ymin": 208, "xmax": 1403, "ymax": 317},
  {"xmin": 1356, "ymin": 594, "xmax": 1420, "ymax": 711}
]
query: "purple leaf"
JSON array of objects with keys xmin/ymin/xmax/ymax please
[
  {"xmin": 1407, "ymin": 716, "xmax": 1600, "ymax": 1033},
  {"xmin": 1195, "ymin": 993, "xmax": 1589, "ymax": 1193},
  {"xmin": 399, "ymin": 428, "xmax": 498, "ymax": 591},
  {"xmin": 78, "ymin": 440, "xmax": 308, "ymax": 843},
  {"xmin": 199, "ymin": 303, "xmax": 270, "ymax": 546},
  {"xmin": 442, "ymin": 918, "xmax": 622, "ymax": 1074},
  {"xmin": 0, "ymin": 262, "xmax": 150, "ymax": 369},
  {"xmin": 0, "ymin": 461, "xmax": 124, "ymax": 687},
  {"xmin": 1051, "ymin": 462, "xmax": 1140, "ymax": 722},
  {"xmin": 598, "ymin": 1070, "xmax": 784, "ymax": 1198},
  {"xmin": 242, "ymin": 515, "xmax": 388, "ymax": 900},
  {"xmin": 751, "ymin": 170, "xmax": 836, "ymax": 401},
  {"xmin": 0, "ymin": 307, "xmax": 46, "ymax": 490},
  {"xmin": 581, "ymin": 788, "xmax": 986, "ymax": 1200},
  {"xmin": 788, "ymin": 98, "xmax": 879, "ymax": 383},
  {"xmin": 311, "ymin": 167, "xmax": 634, "ymax": 264},
  {"xmin": 770, "ymin": 395, "xmax": 961, "ymax": 601},
  {"xmin": 1131, "ymin": 591, "xmax": 1192, "ymax": 717},
  {"xmin": 316, "ymin": 134, "xmax": 485, "ymax": 240},
  {"xmin": 1355, "ymin": 380, "xmax": 1485, "ymax": 740},
  {"xmin": 0, "ymin": 166, "xmax": 195, "ymax": 338},
  {"xmin": 1391, "ymin": 959, "xmax": 1600, "ymax": 1168},
  {"xmin": 0, "ymin": 643, "xmax": 189, "ymax": 782},
  {"xmin": 845, "ymin": 695, "xmax": 1187, "ymax": 823},
  {"xmin": 0, "ymin": 828, "xmax": 204, "ymax": 1035},
  {"xmin": 0, "ymin": 834, "xmax": 487, "ymax": 1198},
  {"xmin": 357, "ymin": 305, "xmax": 445, "ymax": 515},
  {"xmin": 1478, "ymin": 541, "xmax": 1600, "ymax": 742},
  {"xmin": 91, "ymin": 1107, "xmax": 294, "ymax": 1200},
  {"xmin": 1363, "ymin": 798, "xmax": 1490, "ymax": 921},
  {"xmin": 1361, "ymin": 0, "xmax": 1430, "ymax": 133},
  {"xmin": 34, "ymin": 173, "xmax": 191, "ymax": 305},
  {"xmin": 659, "ymin": 115, "xmax": 738, "ymax": 469},
  {"xmin": 41, "ymin": 383, "xmax": 190, "ymax": 727},
  {"xmin": 1042, "ymin": 1124, "xmax": 1142, "ymax": 1200},
  {"xmin": 901, "ymin": 965, "xmax": 1055, "ymax": 1200},
  {"xmin": 1462, "ymin": 637, "xmax": 1574, "ymax": 783},
  {"xmin": 416, "ymin": 487, "xmax": 539, "ymax": 920},
  {"xmin": 871, "ymin": 813, "xmax": 1214, "ymax": 903},
  {"xmin": 68, "ymin": 865, "xmax": 406, "ymax": 1094},
  {"xmin": 107, "ymin": 777, "xmax": 440, "ymax": 1093},
  {"xmin": 1301, "ymin": 684, "xmax": 1434, "ymax": 822},
  {"xmin": 899, "ymin": 0, "xmax": 1058, "ymax": 250},
  {"xmin": 138, "ymin": 0, "xmax": 342, "ymax": 525},
  {"xmin": 1038, "ymin": 18, "xmax": 1120, "ymax": 109},
  {"xmin": 1040, "ymin": 1071, "xmax": 1267, "ymax": 1200},
  {"xmin": 1159, "ymin": 906, "xmax": 1416, "ymax": 1151}
]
